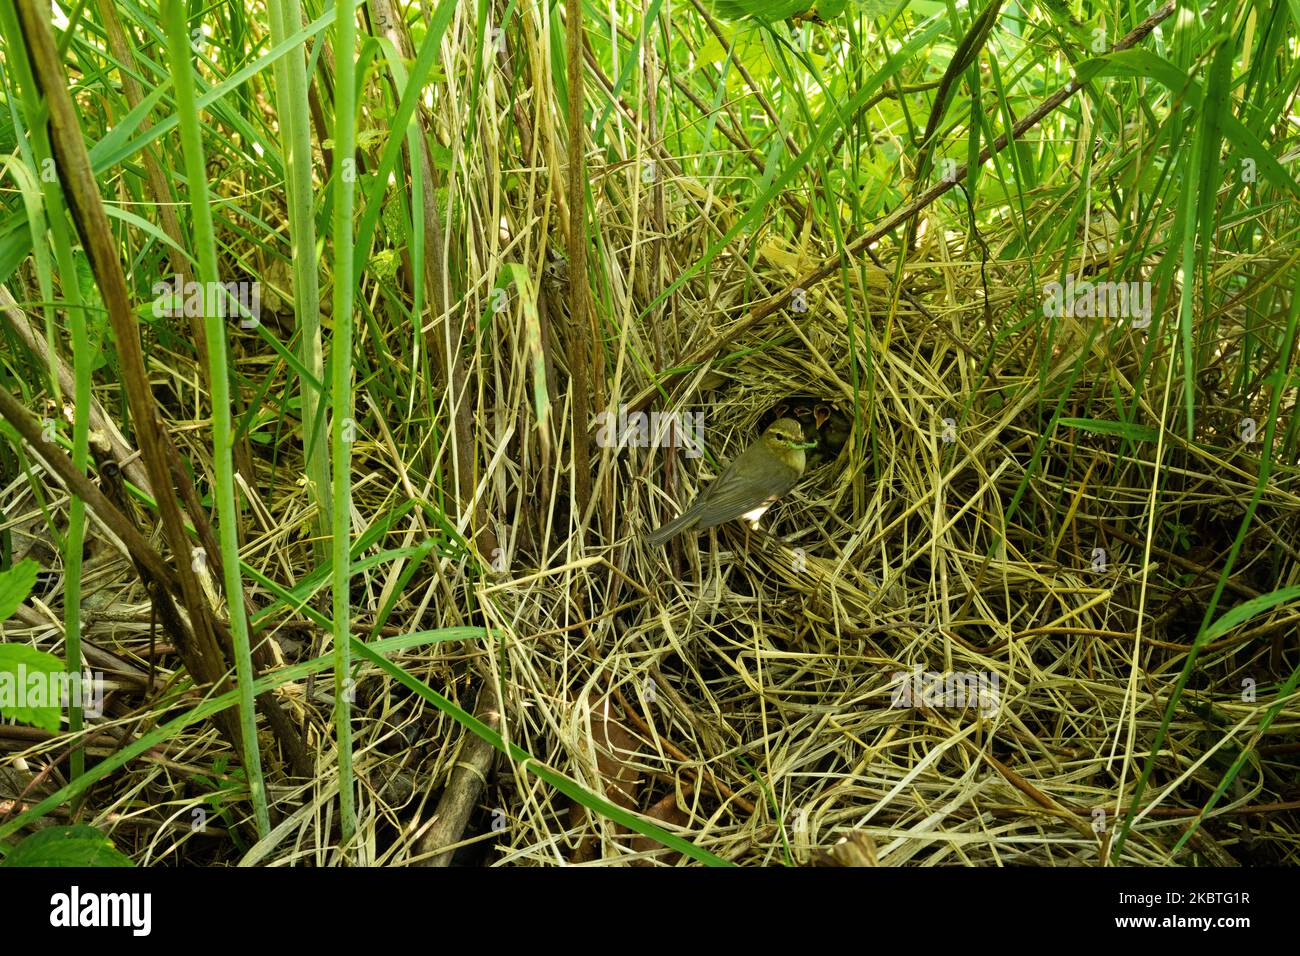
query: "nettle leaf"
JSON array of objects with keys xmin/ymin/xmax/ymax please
[
  {"xmin": 0, "ymin": 558, "xmax": 38, "ymax": 619},
  {"xmin": 357, "ymin": 128, "xmax": 387, "ymax": 150},
  {"xmin": 2, "ymin": 825, "xmax": 134, "ymax": 867},
  {"xmin": 0, "ymin": 643, "xmax": 64, "ymax": 732},
  {"xmin": 370, "ymin": 248, "xmax": 400, "ymax": 279}
]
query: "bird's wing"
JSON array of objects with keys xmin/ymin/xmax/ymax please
[{"xmin": 688, "ymin": 447, "xmax": 799, "ymax": 530}]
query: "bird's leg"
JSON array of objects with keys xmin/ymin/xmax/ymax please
[{"xmin": 742, "ymin": 520, "xmax": 754, "ymax": 567}]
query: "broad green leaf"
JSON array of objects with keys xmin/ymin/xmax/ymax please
[
  {"xmin": 2, "ymin": 825, "xmax": 134, "ymax": 867},
  {"xmin": 0, "ymin": 643, "xmax": 64, "ymax": 732},
  {"xmin": 0, "ymin": 559, "xmax": 37, "ymax": 619}
]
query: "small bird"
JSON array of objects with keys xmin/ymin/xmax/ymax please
[
  {"xmin": 645, "ymin": 418, "xmax": 815, "ymax": 546},
  {"xmin": 761, "ymin": 396, "xmax": 851, "ymax": 465}
]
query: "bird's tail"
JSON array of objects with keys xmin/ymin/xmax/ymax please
[{"xmin": 645, "ymin": 509, "xmax": 697, "ymax": 547}]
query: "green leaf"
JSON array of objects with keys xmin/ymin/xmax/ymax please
[
  {"xmin": 1202, "ymin": 585, "xmax": 1300, "ymax": 644},
  {"xmin": 1057, "ymin": 418, "xmax": 1160, "ymax": 442},
  {"xmin": 429, "ymin": 142, "xmax": 453, "ymax": 170},
  {"xmin": 698, "ymin": 32, "xmax": 732, "ymax": 64},
  {"xmin": 0, "ymin": 559, "xmax": 38, "ymax": 619},
  {"xmin": 369, "ymin": 248, "xmax": 400, "ymax": 279},
  {"xmin": 1, "ymin": 825, "xmax": 134, "ymax": 867},
  {"xmin": 706, "ymin": 0, "xmax": 810, "ymax": 21},
  {"xmin": 0, "ymin": 643, "xmax": 64, "ymax": 732}
]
